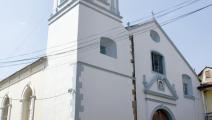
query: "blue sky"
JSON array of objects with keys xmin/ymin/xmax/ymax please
[{"xmin": 0, "ymin": 0, "xmax": 211, "ymax": 79}]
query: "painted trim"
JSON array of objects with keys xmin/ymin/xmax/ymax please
[
  {"xmin": 150, "ymin": 104, "xmax": 176, "ymax": 120},
  {"xmin": 80, "ymin": 1, "xmax": 122, "ymax": 21},
  {"xmin": 144, "ymin": 90, "xmax": 178, "ymax": 100},
  {"xmin": 49, "ymin": 0, "xmax": 79, "ymax": 25},
  {"xmin": 143, "ymin": 74, "xmax": 178, "ymax": 100},
  {"xmin": 182, "ymin": 74, "xmax": 195, "ymax": 100},
  {"xmin": 145, "ymin": 98, "xmax": 176, "ymax": 106},
  {"xmin": 49, "ymin": 0, "xmax": 122, "ymax": 25},
  {"xmin": 58, "ymin": 0, "xmax": 73, "ymax": 8},
  {"xmin": 97, "ymin": 0, "xmax": 110, "ymax": 6},
  {"xmin": 127, "ymin": 19, "xmax": 198, "ymax": 80},
  {"xmin": 82, "ymin": 0, "xmax": 121, "ymax": 17},
  {"xmin": 77, "ymin": 61, "xmax": 135, "ymax": 80}
]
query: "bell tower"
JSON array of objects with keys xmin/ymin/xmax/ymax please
[
  {"xmin": 47, "ymin": 0, "xmax": 124, "ymax": 65},
  {"xmin": 47, "ymin": 0, "xmax": 131, "ymax": 74},
  {"xmin": 47, "ymin": 0, "xmax": 134, "ymax": 120}
]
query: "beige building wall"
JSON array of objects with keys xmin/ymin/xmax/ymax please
[
  {"xmin": 205, "ymin": 91, "xmax": 212, "ymax": 113},
  {"xmin": 199, "ymin": 67, "xmax": 212, "ymax": 118}
]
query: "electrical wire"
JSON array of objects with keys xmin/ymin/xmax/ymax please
[
  {"xmin": 7, "ymin": 14, "xmax": 50, "ymax": 59},
  {"xmin": 129, "ymin": 0, "xmax": 203, "ymax": 24},
  {"xmin": 0, "ymin": 0, "xmax": 205, "ymax": 61},
  {"xmin": 1, "ymin": 2, "xmax": 211, "ymax": 99},
  {"xmin": 156, "ymin": 0, "xmax": 201, "ymax": 18},
  {"xmin": 162, "ymin": 3, "xmax": 212, "ymax": 25},
  {"xmin": 0, "ymin": 2, "xmax": 211, "ymax": 67}
]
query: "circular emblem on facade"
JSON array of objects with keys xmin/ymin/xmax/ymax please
[{"xmin": 150, "ymin": 30, "xmax": 160, "ymax": 42}]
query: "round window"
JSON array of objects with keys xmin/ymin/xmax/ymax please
[{"xmin": 150, "ymin": 30, "xmax": 160, "ymax": 42}]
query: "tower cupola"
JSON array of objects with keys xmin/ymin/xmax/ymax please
[{"xmin": 52, "ymin": 0, "xmax": 120, "ymax": 17}]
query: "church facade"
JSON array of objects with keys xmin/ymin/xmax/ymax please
[{"xmin": 0, "ymin": 0, "xmax": 204, "ymax": 120}]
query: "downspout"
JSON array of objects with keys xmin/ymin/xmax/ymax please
[{"xmin": 130, "ymin": 35, "xmax": 137, "ymax": 120}]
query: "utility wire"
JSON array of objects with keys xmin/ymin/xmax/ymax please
[
  {"xmin": 130, "ymin": 0, "xmax": 202, "ymax": 24},
  {"xmin": 155, "ymin": 0, "xmax": 200, "ymax": 14},
  {"xmin": 156, "ymin": 0, "xmax": 201, "ymax": 18},
  {"xmin": 0, "ymin": 2, "xmax": 211, "ymax": 66},
  {"xmin": 1, "ymin": 0, "xmax": 210, "ymax": 102},
  {"xmin": 162, "ymin": 3, "xmax": 212, "ymax": 25},
  {"xmin": 0, "ymin": 25, "xmax": 124, "ymax": 61},
  {"xmin": 7, "ymin": 14, "xmax": 49, "ymax": 59},
  {"xmin": 0, "ymin": 0, "xmax": 204, "ymax": 61},
  {"xmin": 0, "ymin": 90, "xmax": 72, "ymax": 101}
]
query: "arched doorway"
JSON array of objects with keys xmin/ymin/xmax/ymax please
[
  {"xmin": 152, "ymin": 109, "xmax": 170, "ymax": 120},
  {"xmin": 151, "ymin": 105, "xmax": 175, "ymax": 120}
]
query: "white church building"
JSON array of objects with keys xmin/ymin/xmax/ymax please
[{"xmin": 0, "ymin": 0, "xmax": 205, "ymax": 120}]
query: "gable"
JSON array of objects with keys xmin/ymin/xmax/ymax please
[
  {"xmin": 127, "ymin": 19, "xmax": 198, "ymax": 80},
  {"xmin": 153, "ymin": 20, "xmax": 198, "ymax": 78}
]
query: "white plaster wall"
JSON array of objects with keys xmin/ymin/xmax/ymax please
[
  {"xmin": 44, "ymin": 4, "xmax": 81, "ymax": 120},
  {"xmin": 47, "ymin": 5, "xmax": 79, "ymax": 66},
  {"xmin": 75, "ymin": 64, "xmax": 134, "ymax": 120},
  {"xmin": 0, "ymin": 61, "xmax": 76, "ymax": 120},
  {"xmin": 77, "ymin": 2, "xmax": 132, "ymax": 76},
  {"xmin": 129, "ymin": 21, "xmax": 204, "ymax": 120},
  {"xmin": 75, "ymin": 3, "xmax": 134, "ymax": 120}
]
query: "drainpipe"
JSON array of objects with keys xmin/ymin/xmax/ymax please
[{"xmin": 130, "ymin": 35, "xmax": 137, "ymax": 120}]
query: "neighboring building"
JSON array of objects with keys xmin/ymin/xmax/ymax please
[
  {"xmin": 198, "ymin": 67, "xmax": 212, "ymax": 120},
  {"xmin": 0, "ymin": 0, "xmax": 204, "ymax": 120}
]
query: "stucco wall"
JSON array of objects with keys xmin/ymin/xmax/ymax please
[
  {"xmin": 0, "ymin": 60, "xmax": 76, "ymax": 120},
  {"xmin": 75, "ymin": 63, "xmax": 134, "ymax": 120},
  {"xmin": 77, "ymin": 2, "xmax": 132, "ymax": 76},
  {"xmin": 129, "ymin": 21, "xmax": 204, "ymax": 120}
]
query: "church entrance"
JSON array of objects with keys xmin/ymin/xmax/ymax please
[{"xmin": 152, "ymin": 109, "xmax": 171, "ymax": 120}]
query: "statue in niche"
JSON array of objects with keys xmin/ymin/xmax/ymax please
[{"xmin": 157, "ymin": 79, "xmax": 165, "ymax": 91}]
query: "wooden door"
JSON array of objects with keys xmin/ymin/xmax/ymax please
[{"xmin": 152, "ymin": 109, "xmax": 169, "ymax": 120}]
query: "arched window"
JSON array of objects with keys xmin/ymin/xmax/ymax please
[
  {"xmin": 100, "ymin": 37, "xmax": 117, "ymax": 58},
  {"xmin": 22, "ymin": 87, "xmax": 35, "ymax": 120},
  {"xmin": 1, "ymin": 96, "xmax": 10, "ymax": 120},
  {"xmin": 151, "ymin": 51, "xmax": 165, "ymax": 74},
  {"xmin": 182, "ymin": 74, "xmax": 194, "ymax": 99}
]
